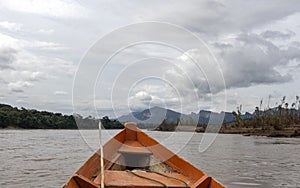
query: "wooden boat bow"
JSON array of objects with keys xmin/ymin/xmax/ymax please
[{"xmin": 63, "ymin": 122, "xmax": 225, "ymax": 188}]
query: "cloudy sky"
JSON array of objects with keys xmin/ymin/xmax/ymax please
[{"xmin": 1, "ymin": 0, "xmax": 300, "ymax": 117}]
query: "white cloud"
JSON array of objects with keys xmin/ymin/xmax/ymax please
[
  {"xmin": 54, "ymin": 91, "xmax": 68, "ymax": 96},
  {"xmin": 8, "ymin": 81, "xmax": 33, "ymax": 92},
  {"xmin": 0, "ymin": 21, "xmax": 22, "ymax": 31},
  {"xmin": 37, "ymin": 29, "xmax": 54, "ymax": 35},
  {"xmin": 16, "ymin": 99, "xmax": 29, "ymax": 104},
  {"xmin": 128, "ymin": 91, "xmax": 153, "ymax": 110},
  {"xmin": 0, "ymin": 32, "xmax": 75, "ymax": 77},
  {"xmin": 164, "ymin": 47, "xmax": 224, "ymax": 96},
  {"xmin": 28, "ymin": 41, "xmax": 67, "ymax": 51},
  {"xmin": 0, "ymin": 0, "xmax": 88, "ymax": 18},
  {"xmin": 28, "ymin": 71, "xmax": 46, "ymax": 81},
  {"xmin": 126, "ymin": 82, "xmax": 184, "ymax": 112},
  {"xmin": 0, "ymin": 30, "xmax": 75, "ymax": 110},
  {"xmin": 0, "ymin": 32, "xmax": 67, "ymax": 51},
  {"xmin": 9, "ymin": 71, "xmax": 47, "ymax": 82},
  {"xmin": 0, "ymin": 33, "xmax": 19, "ymax": 48}
]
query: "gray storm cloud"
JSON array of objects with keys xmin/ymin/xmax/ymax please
[
  {"xmin": 0, "ymin": 47, "xmax": 17, "ymax": 70},
  {"xmin": 165, "ymin": 32, "xmax": 299, "ymax": 97}
]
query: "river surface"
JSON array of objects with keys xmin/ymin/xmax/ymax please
[{"xmin": 1, "ymin": 130, "xmax": 299, "ymax": 188}]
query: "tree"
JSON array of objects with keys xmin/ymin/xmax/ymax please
[
  {"xmin": 232, "ymin": 105, "xmax": 242, "ymax": 127},
  {"xmin": 254, "ymin": 106, "xmax": 260, "ymax": 128},
  {"xmin": 100, "ymin": 116, "xmax": 124, "ymax": 129},
  {"xmin": 0, "ymin": 103, "xmax": 77, "ymax": 129}
]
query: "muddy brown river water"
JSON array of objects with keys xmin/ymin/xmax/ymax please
[{"xmin": 1, "ymin": 130, "xmax": 299, "ymax": 187}]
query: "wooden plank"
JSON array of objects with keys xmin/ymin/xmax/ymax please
[
  {"xmin": 73, "ymin": 174, "xmax": 98, "ymax": 188},
  {"xmin": 118, "ymin": 141, "xmax": 152, "ymax": 155},
  {"xmin": 63, "ymin": 176, "xmax": 79, "ymax": 188},
  {"xmin": 76, "ymin": 152, "xmax": 100, "ymax": 179},
  {"xmin": 208, "ymin": 178, "xmax": 226, "ymax": 188},
  {"xmin": 104, "ymin": 170, "xmax": 191, "ymax": 187},
  {"xmin": 93, "ymin": 153, "xmax": 121, "ymax": 184},
  {"xmin": 192, "ymin": 175, "xmax": 210, "ymax": 188}
]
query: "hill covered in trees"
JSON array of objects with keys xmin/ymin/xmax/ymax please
[
  {"xmin": 0, "ymin": 103, "xmax": 77, "ymax": 129},
  {"xmin": 0, "ymin": 103, "xmax": 123, "ymax": 129}
]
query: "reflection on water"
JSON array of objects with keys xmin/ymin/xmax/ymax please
[{"xmin": 0, "ymin": 130, "xmax": 299, "ymax": 188}]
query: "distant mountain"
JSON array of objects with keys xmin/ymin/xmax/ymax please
[
  {"xmin": 117, "ymin": 106, "xmax": 254, "ymax": 125},
  {"xmin": 198, "ymin": 110, "xmax": 234, "ymax": 125},
  {"xmin": 118, "ymin": 106, "xmax": 187, "ymax": 124}
]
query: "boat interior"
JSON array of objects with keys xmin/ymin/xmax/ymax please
[{"xmin": 63, "ymin": 123, "xmax": 225, "ymax": 188}]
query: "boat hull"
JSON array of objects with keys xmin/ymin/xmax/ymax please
[{"xmin": 64, "ymin": 123, "xmax": 225, "ymax": 188}]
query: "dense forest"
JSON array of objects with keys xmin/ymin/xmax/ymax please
[
  {"xmin": 0, "ymin": 103, "xmax": 77, "ymax": 129},
  {"xmin": 74, "ymin": 115, "xmax": 124, "ymax": 129},
  {"xmin": 0, "ymin": 103, "xmax": 123, "ymax": 129}
]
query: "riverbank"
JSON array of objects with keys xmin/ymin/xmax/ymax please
[
  {"xmin": 161, "ymin": 124, "xmax": 300, "ymax": 138},
  {"xmin": 219, "ymin": 125, "xmax": 300, "ymax": 137},
  {"xmin": 2, "ymin": 123, "xmax": 300, "ymax": 138},
  {"xmin": 202, "ymin": 124, "xmax": 300, "ymax": 138},
  {"xmin": 0, "ymin": 122, "xmax": 300, "ymax": 138}
]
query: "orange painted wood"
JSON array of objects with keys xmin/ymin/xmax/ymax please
[
  {"xmin": 72, "ymin": 174, "xmax": 98, "ymax": 188},
  {"xmin": 104, "ymin": 153, "xmax": 121, "ymax": 170},
  {"xmin": 103, "ymin": 129, "xmax": 125, "ymax": 159},
  {"xmin": 125, "ymin": 122, "xmax": 138, "ymax": 140},
  {"xmin": 118, "ymin": 141, "xmax": 152, "ymax": 155},
  {"xmin": 93, "ymin": 172, "xmax": 102, "ymax": 185},
  {"xmin": 208, "ymin": 179, "xmax": 226, "ymax": 188},
  {"xmin": 76, "ymin": 152, "xmax": 100, "ymax": 179},
  {"xmin": 63, "ymin": 176, "xmax": 79, "ymax": 188},
  {"xmin": 93, "ymin": 153, "xmax": 121, "ymax": 184},
  {"xmin": 104, "ymin": 170, "xmax": 191, "ymax": 187},
  {"xmin": 192, "ymin": 175, "xmax": 210, "ymax": 188}
]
